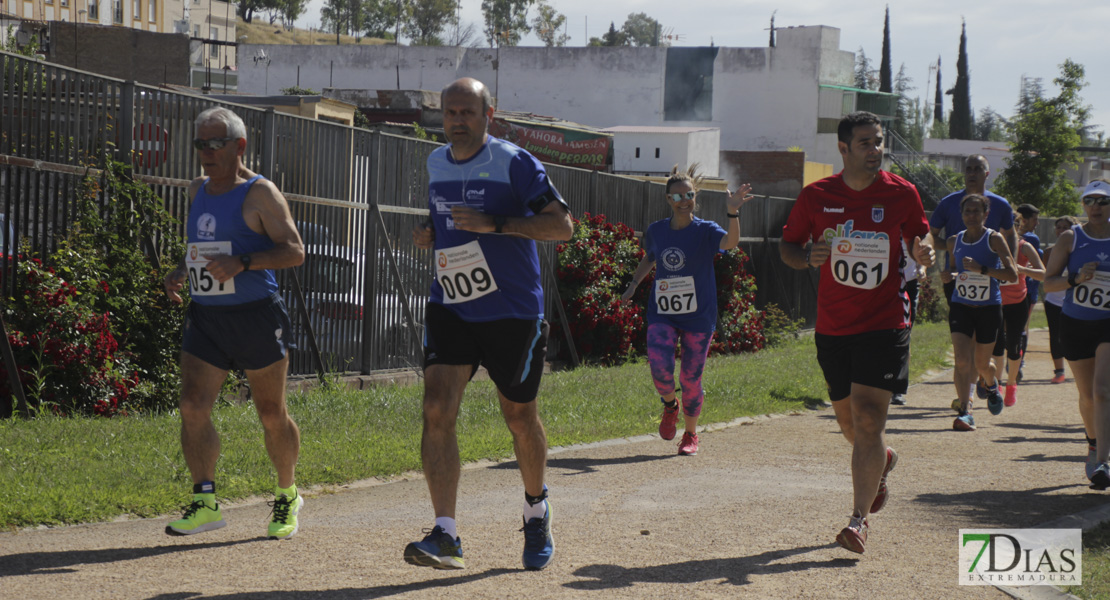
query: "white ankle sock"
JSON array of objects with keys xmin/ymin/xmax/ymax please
[{"xmin": 435, "ymin": 517, "xmax": 457, "ymax": 539}]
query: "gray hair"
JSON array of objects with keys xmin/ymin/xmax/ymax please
[{"xmin": 195, "ymin": 107, "xmax": 247, "ymax": 140}]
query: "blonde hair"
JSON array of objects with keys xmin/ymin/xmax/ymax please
[{"xmin": 665, "ymin": 163, "xmax": 704, "ymax": 193}]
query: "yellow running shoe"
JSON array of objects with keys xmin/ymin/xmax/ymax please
[
  {"xmin": 268, "ymin": 493, "xmax": 304, "ymax": 540},
  {"xmin": 166, "ymin": 495, "xmax": 226, "ymax": 536}
]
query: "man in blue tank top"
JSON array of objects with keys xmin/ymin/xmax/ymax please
[
  {"xmin": 403, "ymin": 78, "xmax": 573, "ymax": 571},
  {"xmin": 162, "ymin": 107, "xmax": 306, "ymax": 540}
]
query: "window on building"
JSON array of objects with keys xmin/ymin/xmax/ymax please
[
  {"xmin": 133, "ymin": 0, "xmax": 141, "ymax": 19},
  {"xmin": 655, "ymin": 148, "xmax": 660, "ymax": 159},
  {"xmin": 194, "ymin": 24, "xmax": 200, "ymax": 37},
  {"xmin": 635, "ymin": 148, "xmax": 640, "ymax": 159},
  {"xmin": 88, "ymin": 0, "xmax": 98, "ymax": 20},
  {"xmin": 45, "ymin": 0, "xmax": 53, "ymax": 5},
  {"xmin": 664, "ymin": 47, "xmax": 718, "ymax": 122},
  {"xmin": 113, "ymin": 0, "xmax": 123, "ymax": 23},
  {"xmin": 61, "ymin": 0, "xmax": 69, "ymax": 7},
  {"xmin": 148, "ymin": 0, "xmax": 155, "ymax": 21},
  {"xmin": 210, "ymin": 27, "xmax": 219, "ymax": 58}
]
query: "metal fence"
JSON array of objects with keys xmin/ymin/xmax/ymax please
[{"xmin": 1, "ymin": 50, "xmax": 817, "ymax": 377}]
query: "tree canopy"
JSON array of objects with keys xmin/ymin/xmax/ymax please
[
  {"xmin": 621, "ymin": 12, "xmax": 662, "ymax": 47},
  {"xmin": 948, "ymin": 20, "xmax": 973, "ymax": 139},
  {"xmin": 481, "ymin": 0, "xmax": 533, "ymax": 47},
  {"xmin": 994, "ymin": 60, "xmax": 1089, "ymax": 216},
  {"xmin": 530, "ymin": 1, "xmax": 569, "ymax": 47}
]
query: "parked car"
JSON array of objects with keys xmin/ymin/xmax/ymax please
[{"xmin": 290, "ymin": 243, "xmax": 431, "ymax": 373}]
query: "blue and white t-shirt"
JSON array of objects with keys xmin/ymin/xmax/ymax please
[
  {"xmin": 643, "ymin": 217, "xmax": 727, "ymax": 333},
  {"xmin": 426, "ymin": 136, "xmax": 566, "ymax": 322}
]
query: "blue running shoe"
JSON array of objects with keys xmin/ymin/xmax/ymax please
[
  {"xmin": 976, "ymin": 379, "xmax": 989, "ymax": 400},
  {"xmin": 1091, "ymin": 463, "xmax": 1110, "ymax": 491},
  {"xmin": 521, "ymin": 500, "xmax": 554, "ymax": 570},
  {"xmin": 953, "ymin": 413, "xmax": 976, "ymax": 431},
  {"xmin": 404, "ymin": 526, "xmax": 464, "ymax": 569},
  {"xmin": 986, "ymin": 387, "xmax": 1004, "ymax": 416}
]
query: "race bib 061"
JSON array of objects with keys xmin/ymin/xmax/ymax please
[{"xmin": 829, "ymin": 237, "xmax": 890, "ymax": 290}]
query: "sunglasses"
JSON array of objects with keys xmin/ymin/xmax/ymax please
[
  {"xmin": 1083, "ymin": 196, "xmax": 1110, "ymax": 207},
  {"xmin": 192, "ymin": 137, "xmax": 236, "ymax": 151},
  {"xmin": 669, "ymin": 191, "xmax": 696, "ymax": 202}
]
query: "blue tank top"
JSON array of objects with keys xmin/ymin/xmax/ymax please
[
  {"xmin": 185, "ymin": 175, "xmax": 278, "ymax": 306},
  {"xmin": 1063, "ymin": 224, "xmax": 1110, "ymax": 320},
  {"xmin": 951, "ymin": 228, "xmax": 1001, "ymax": 306},
  {"xmin": 644, "ymin": 217, "xmax": 726, "ymax": 333}
]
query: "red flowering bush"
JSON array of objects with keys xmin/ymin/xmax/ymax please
[
  {"xmin": 553, "ymin": 212, "xmax": 765, "ymax": 364},
  {"xmin": 553, "ymin": 213, "xmax": 647, "ymax": 364},
  {"xmin": 1, "ymin": 257, "xmax": 139, "ymax": 416},
  {"xmin": 710, "ymin": 250, "xmax": 765, "ymax": 354}
]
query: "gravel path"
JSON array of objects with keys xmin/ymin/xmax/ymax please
[{"xmin": 2, "ymin": 327, "xmax": 1108, "ymax": 599}]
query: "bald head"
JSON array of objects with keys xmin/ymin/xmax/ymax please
[{"xmin": 442, "ymin": 78, "xmax": 492, "ymax": 114}]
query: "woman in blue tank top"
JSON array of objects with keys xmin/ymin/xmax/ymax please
[
  {"xmin": 1044, "ymin": 179, "xmax": 1110, "ymax": 489},
  {"xmin": 945, "ymin": 193, "xmax": 1017, "ymax": 430}
]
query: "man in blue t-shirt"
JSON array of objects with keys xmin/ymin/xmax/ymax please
[
  {"xmin": 404, "ymin": 78, "xmax": 574, "ymax": 572},
  {"xmin": 928, "ymin": 154, "xmax": 1017, "ymax": 306}
]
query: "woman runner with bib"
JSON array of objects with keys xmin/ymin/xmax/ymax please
[
  {"xmin": 622, "ymin": 166, "xmax": 752, "ymax": 455},
  {"xmin": 1043, "ymin": 180, "xmax": 1110, "ymax": 489},
  {"xmin": 991, "ymin": 235, "xmax": 1044, "ymax": 407},
  {"xmin": 946, "ymin": 193, "xmax": 1018, "ymax": 431}
]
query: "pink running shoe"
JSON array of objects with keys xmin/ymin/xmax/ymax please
[
  {"xmin": 1004, "ymin": 385, "xmax": 1017, "ymax": 407},
  {"xmin": 870, "ymin": 447, "xmax": 898, "ymax": 514},
  {"xmin": 677, "ymin": 431, "xmax": 699, "ymax": 456},
  {"xmin": 1051, "ymin": 372, "xmax": 1066, "ymax": 384},
  {"xmin": 659, "ymin": 402, "xmax": 679, "ymax": 441},
  {"xmin": 836, "ymin": 514, "xmax": 868, "ymax": 554}
]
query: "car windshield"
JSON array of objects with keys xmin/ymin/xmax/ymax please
[{"xmin": 306, "ymin": 255, "xmax": 356, "ymax": 294}]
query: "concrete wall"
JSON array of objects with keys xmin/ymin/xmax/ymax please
[
  {"xmin": 47, "ymin": 22, "xmax": 190, "ymax": 86},
  {"xmin": 610, "ymin": 129, "xmax": 719, "ymax": 177},
  {"xmin": 687, "ymin": 129, "xmax": 720, "ymax": 178},
  {"xmin": 720, "ymin": 150, "xmax": 806, "ymax": 199},
  {"xmin": 237, "ymin": 25, "xmax": 856, "ymax": 164}
]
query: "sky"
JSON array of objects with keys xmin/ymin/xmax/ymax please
[{"xmin": 294, "ymin": 0, "xmax": 1108, "ymax": 136}]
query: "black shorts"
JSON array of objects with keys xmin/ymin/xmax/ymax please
[
  {"xmin": 948, "ymin": 302, "xmax": 1002, "ymax": 343},
  {"xmin": 815, "ymin": 328, "xmax": 910, "ymax": 402},
  {"xmin": 1061, "ymin": 314, "xmax": 1110, "ymax": 361},
  {"xmin": 423, "ymin": 302, "xmax": 548, "ymax": 403},
  {"xmin": 183, "ymin": 293, "xmax": 293, "ymax": 371},
  {"xmin": 992, "ymin": 301, "xmax": 1030, "ymax": 360}
]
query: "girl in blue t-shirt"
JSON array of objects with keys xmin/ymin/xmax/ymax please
[{"xmin": 622, "ymin": 166, "xmax": 751, "ymax": 456}]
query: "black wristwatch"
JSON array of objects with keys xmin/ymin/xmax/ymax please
[
  {"xmin": 1068, "ymin": 273, "xmax": 1079, "ymax": 287},
  {"xmin": 492, "ymin": 214, "xmax": 507, "ymax": 234},
  {"xmin": 980, "ymin": 265, "xmax": 988, "ymax": 275},
  {"xmin": 240, "ymin": 253, "xmax": 252, "ymax": 271}
]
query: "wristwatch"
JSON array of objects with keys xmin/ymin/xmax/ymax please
[
  {"xmin": 493, "ymin": 214, "xmax": 507, "ymax": 234},
  {"xmin": 240, "ymin": 253, "xmax": 252, "ymax": 271},
  {"xmin": 980, "ymin": 265, "xmax": 988, "ymax": 275},
  {"xmin": 1068, "ymin": 273, "xmax": 1079, "ymax": 287}
]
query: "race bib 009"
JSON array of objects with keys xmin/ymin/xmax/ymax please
[
  {"xmin": 436, "ymin": 240, "xmax": 499, "ymax": 304},
  {"xmin": 186, "ymin": 241, "xmax": 235, "ymax": 296},
  {"xmin": 829, "ymin": 237, "xmax": 890, "ymax": 290}
]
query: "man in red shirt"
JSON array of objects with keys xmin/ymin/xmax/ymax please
[{"xmin": 780, "ymin": 111, "xmax": 935, "ymax": 554}]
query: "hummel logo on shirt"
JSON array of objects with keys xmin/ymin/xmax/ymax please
[{"xmin": 823, "ymin": 207, "xmax": 845, "ymax": 213}]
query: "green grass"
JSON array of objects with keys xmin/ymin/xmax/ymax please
[
  {"xmin": 1, "ymin": 320, "xmax": 956, "ymax": 529},
  {"xmin": 1065, "ymin": 520, "xmax": 1110, "ymax": 600}
]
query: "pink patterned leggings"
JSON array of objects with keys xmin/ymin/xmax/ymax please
[{"xmin": 646, "ymin": 322, "xmax": 713, "ymax": 418}]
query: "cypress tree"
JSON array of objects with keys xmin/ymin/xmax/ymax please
[
  {"xmin": 934, "ymin": 55, "xmax": 944, "ymax": 123},
  {"xmin": 879, "ymin": 6, "xmax": 892, "ymax": 93},
  {"xmin": 949, "ymin": 20, "xmax": 973, "ymax": 139}
]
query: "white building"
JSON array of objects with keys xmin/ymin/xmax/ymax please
[
  {"xmin": 238, "ymin": 25, "xmax": 886, "ymax": 169},
  {"xmin": 602, "ymin": 126, "xmax": 720, "ymax": 177}
]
